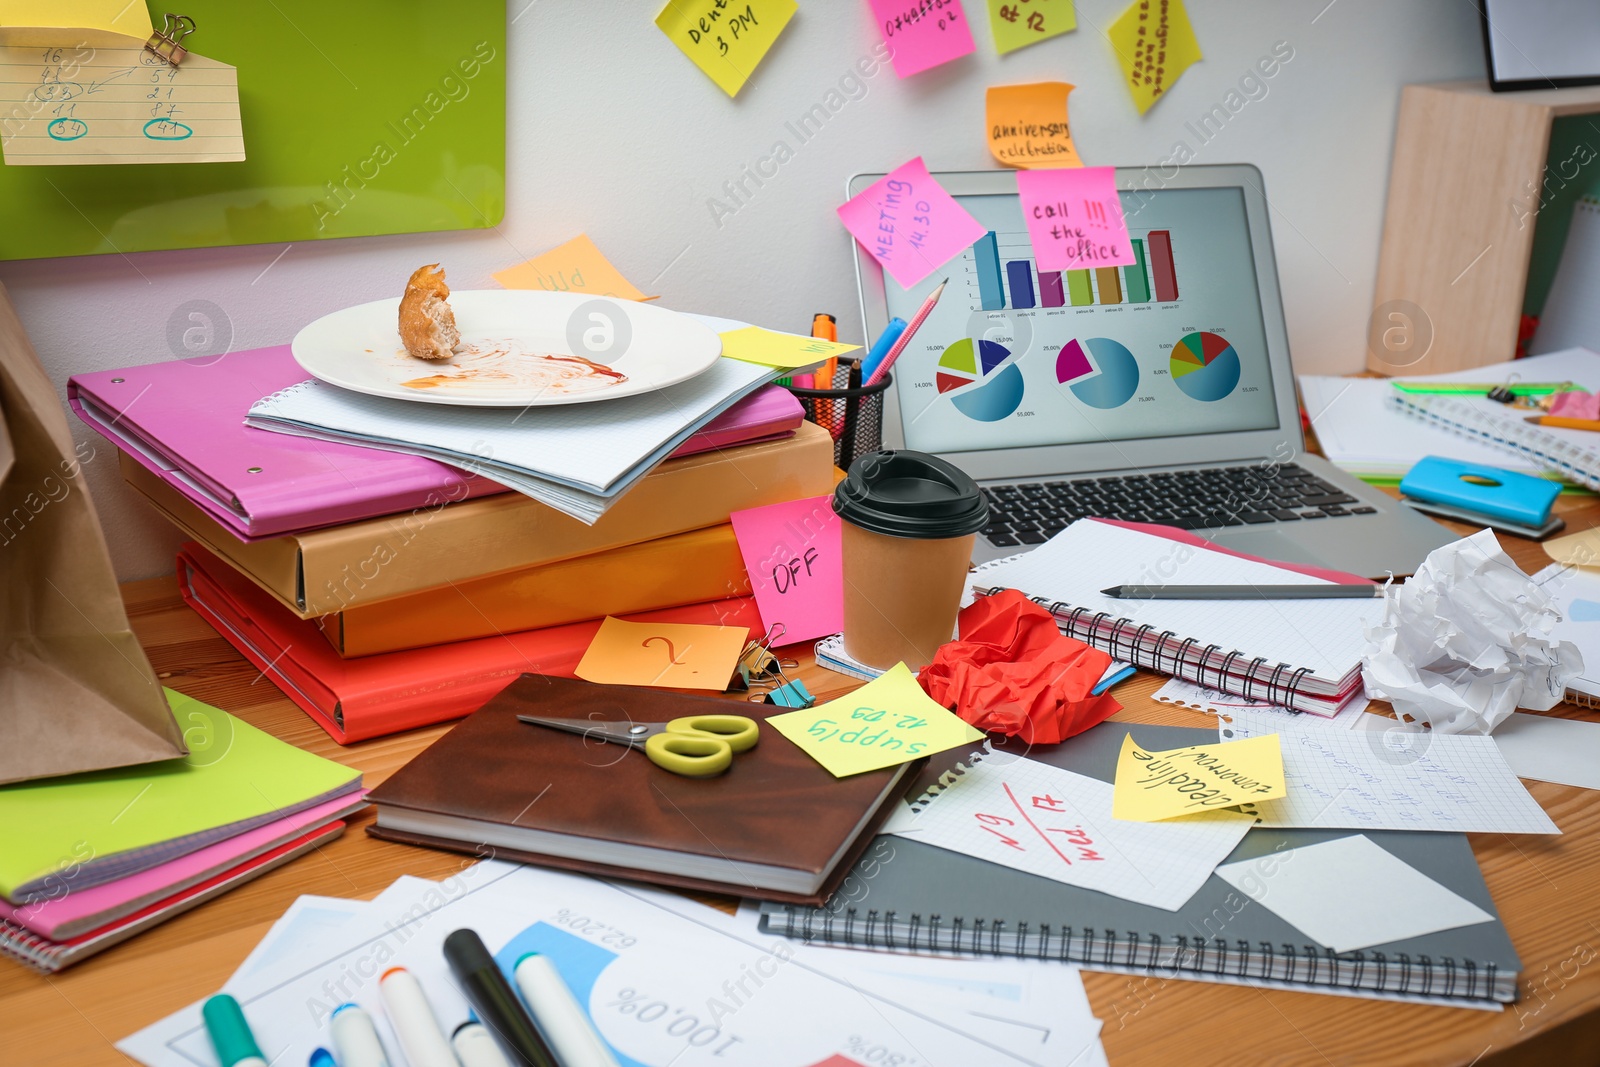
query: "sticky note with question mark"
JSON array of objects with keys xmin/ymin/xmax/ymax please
[{"xmin": 575, "ymin": 617, "xmax": 750, "ymax": 690}]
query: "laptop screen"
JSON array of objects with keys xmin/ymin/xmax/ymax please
[{"xmin": 883, "ymin": 185, "xmax": 1281, "ymax": 456}]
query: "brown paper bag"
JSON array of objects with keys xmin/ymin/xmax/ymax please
[{"xmin": 0, "ymin": 281, "xmax": 185, "ymax": 784}]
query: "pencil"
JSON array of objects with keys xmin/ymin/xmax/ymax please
[
  {"xmin": 865, "ymin": 279, "xmax": 946, "ymax": 387},
  {"xmin": 1101, "ymin": 583, "xmax": 1384, "ymax": 600},
  {"xmin": 812, "ymin": 312, "xmax": 838, "ymax": 425},
  {"xmin": 1527, "ymin": 415, "xmax": 1600, "ymax": 432}
]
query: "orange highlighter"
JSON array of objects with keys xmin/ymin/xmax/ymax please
[{"xmin": 810, "ymin": 313, "xmax": 838, "ymax": 424}]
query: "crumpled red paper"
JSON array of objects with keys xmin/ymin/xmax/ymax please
[{"xmin": 918, "ymin": 588, "xmax": 1122, "ymax": 744}]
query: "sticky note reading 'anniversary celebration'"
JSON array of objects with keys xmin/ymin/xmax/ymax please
[
  {"xmin": 1112, "ymin": 732, "xmax": 1285, "ymax": 822},
  {"xmin": 838, "ymin": 157, "xmax": 987, "ymax": 288},
  {"xmin": 1017, "ymin": 166, "xmax": 1134, "ymax": 272},
  {"xmin": 729, "ymin": 495, "xmax": 843, "ymax": 646},
  {"xmin": 575, "ymin": 617, "xmax": 749, "ymax": 691},
  {"xmin": 868, "ymin": 0, "xmax": 976, "ymax": 78},
  {"xmin": 718, "ymin": 326, "xmax": 860, "ymax": 370},
  {"xmin": 1108, "ymin": 0, "xmax": 1203, "ymax": 115},
  {"xmin": 655, "ymin": 0, "xmax": 798, "ymax": 97},
  {"xmin": 985, "ymin": 0, "xmax": 1077, "ymax": 55},
  {"xmin": 769, "ymin": 662, "xmax": 984, "ymax": 777},
  {"xmin": 493, "ymin": 234, "xmax": 656, "ymax": 302},
  {"xmin": 986, "ymin": 82, "xmax": 1083, "ymax": 169}
]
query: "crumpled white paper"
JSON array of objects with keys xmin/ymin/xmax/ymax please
[{"xmin": 1361, "ymin": 528, "xmax": 1583, "ymax": 733}]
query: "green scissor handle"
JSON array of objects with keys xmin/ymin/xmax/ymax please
[
  {"xmin": 645, "ymin": 733, "xmax": 734, "ymax": 777},
  {"xmin": 665, "ymin": 715, "xmax": 761, "ymax": 753}
]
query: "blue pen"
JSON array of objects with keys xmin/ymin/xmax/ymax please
[{"xmin": 860, "ymin": 317, "xmax": 907, "ymax": 382}]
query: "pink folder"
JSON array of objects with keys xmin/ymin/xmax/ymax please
[{"xmin": 69, "ymin": 346, "xmax": 804, "ymax": 541}]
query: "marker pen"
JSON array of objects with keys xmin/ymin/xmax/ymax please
[
  {"xmin": 513, "ymin": 954, "xmax": 619, "ymax": 1067},
  {"xmin": 309, "ymin": 1050, "xmax": 338, "ymax": 1067},
  {"xmin": 452, "ymin": 1021, "xmax": 513, "ymax": 1067},
  {"xmin": 330, "ymin": 1002, "xmax": 392, "ymax": 1067},
  {"xmin": 442, "ymin": 929, "xmax": 556, "ymax": 1067},
  {"xmin": 202, "ymin": 995, "xmax": 267, "ymax": 1067},
  {"xmin": 379, "ymin": 967, "xmax": 460, "ymax": 1067}
]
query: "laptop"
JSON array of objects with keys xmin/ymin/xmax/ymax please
[{"xmin": 847, "ymin": 164, "xmax": 1455, "ymax": 579}]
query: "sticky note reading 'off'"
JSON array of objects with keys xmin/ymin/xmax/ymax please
[
  {"xmin": 575, "ymin": 617, "xmax": 749, "ymax": 691},
  {"xmin": 986, "ymin": 82, "xmax": 1083, "ymax": 170},
  {"xmin": 719, "ymin": 327, "xmax": 860, "ymax": 370},
  {"xmin": 493, "ymin": 234, "xmax": 656, "ymax": 302},
  {"xmin": 1017, "ymin": 166, "xmax": 1134, "ymax": 272},
  {"xmin": 1108, "ymin": 0, "xmax": 1203, "ymax": 115},
  {"xmin": 868, "ymin": 0, "xmax": 976, "ymax": 78},
  {"xmin": 769, "ymin": 662, "xmax": 984, "ymax": 777},
  {"xmin": 986, "ymin": 0, "xmax": 1077, "ymax": 55},
  {"xmin": 1112, "ymin": 732, "xmax": 1285, "ymax": 822},
  {"xmin": 729, "ymin": 495, "xmax": 843, "ymax": 646},
  {"xmin": 655, "ymin": 0, "xmax": 798, "ymax": 97},
  {"xmin": 838, "ymin": 157, "xmax": 987, "ymax": 289}
]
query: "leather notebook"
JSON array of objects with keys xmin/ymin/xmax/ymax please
[{"xmin": 366, "ymin": 674, "xmax": 921, "ymax": 906}]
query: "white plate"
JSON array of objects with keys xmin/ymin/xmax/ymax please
[{"xmin": 290, "ymin": 290, "xmax": 722, "ymax": 406}]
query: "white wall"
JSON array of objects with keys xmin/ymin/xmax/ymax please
[{"xmin": 3, "ymin": 0, "xmax": 1488, "ymax": 582}]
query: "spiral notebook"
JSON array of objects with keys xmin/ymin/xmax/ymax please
[
  {"xmin": 759, "ymin": 721, "xmax": 1521, "ymax": 1007},
  {"xmin": 971, "ymin": 519, "xmax": 1378, "ymax": 715}
]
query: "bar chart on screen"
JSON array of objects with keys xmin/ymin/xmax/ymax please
[{"xmin": 964, "ymin": 228, "xmax": 1182, "ymax": 312}]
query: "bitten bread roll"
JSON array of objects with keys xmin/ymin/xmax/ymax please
[{"xmin": 398, "ymin": 263, "xmax": 460, "ymax": 361}]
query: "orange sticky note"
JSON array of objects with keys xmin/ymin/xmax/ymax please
[
  {"xmin": 575, "ymin": 617, "xmax": 750, "ymax": 691},
  {"xmin": 986, "ymin": 82, "xmax": 1083, "ymax": 170},
  {"xmin": 493, "ymin": 235, "xmax": 657, "ymax": 302}
]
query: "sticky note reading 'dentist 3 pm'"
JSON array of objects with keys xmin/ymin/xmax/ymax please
[
  {"xmin": 1112, "ymin": 733, "xmax": 1286, "ymax": 822},
  {"xmin": 769, "ymin": 663, "xmax": 984, "ymax": 777}
]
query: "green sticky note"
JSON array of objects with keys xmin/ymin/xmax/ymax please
[
  {"xmin": 769, "ymin": 663, "xmax": 984, "ymax": 777},
  {"xmin": 655, "ymin": 0, "xmax": 799, "ymax": 97},
  {"xmin": 719, "ymin": 326, "xmax": 860, "ymax": 370},
  {"xmin": 987, "ymin": 0, "xmax": 1076, "ymax": 55}
]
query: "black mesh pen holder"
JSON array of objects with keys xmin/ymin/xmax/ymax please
[{"xmin": 784, "ymin": 361, "xmax": 891, "ymax": 470}]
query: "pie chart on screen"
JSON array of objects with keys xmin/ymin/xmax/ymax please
[
  {"xmin": 1059, "ymin": 337, "xmax": 1139, "ymax": 410},
  {"xmin": 1170, "ymin": 331, "xmax": 1241, "ymax": 402},
  {"xmin": 937, "ymin": 338, "xmax": 1025, "ymax": 422}
]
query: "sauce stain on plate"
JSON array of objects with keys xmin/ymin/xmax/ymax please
[{"xmin": 396, "ymin": 339, "xmax": 629, "ymax": 395}]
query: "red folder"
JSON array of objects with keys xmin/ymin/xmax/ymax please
[{"xmin": 177, "ymin": 543, "xmax": 765, "ymax": 743}]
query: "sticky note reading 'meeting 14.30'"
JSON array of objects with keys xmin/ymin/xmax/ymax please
[
  {"xmin": 1112, "ymin": 732, "xmax": 1285, "ymax": 822},
  {"xmin": 837, "ymin": 157, "xmax": 987, "ymax": 289},
  {"xmin": 729, "ymin": 495, "xmax": 843, "ymax": 646},
  {"xmin": 1017, "ymin": 166, "xmax": 1134, "ymax": 272},
  {"xmin": 655, "ymin": 0, "xmax": 798, "ymax": 97},
  {"xmin": 769, "ymin": 663, "xmax": 984, "ymax": 777}
]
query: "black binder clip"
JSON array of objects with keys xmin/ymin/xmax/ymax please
[{"xmin": 144, "ymin": 14, "xmax": 196, "ymax": 68}]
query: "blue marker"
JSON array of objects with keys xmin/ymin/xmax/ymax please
[
  {"xmin": 860, "ymin": 317, "xmax": 907, "ymax": 382},
  {"xmin": 309, "ymin": 1050, "xmax": 337, "ymax": 1067}
]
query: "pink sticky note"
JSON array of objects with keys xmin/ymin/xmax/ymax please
[
  {"xmin": 1018, "ymin": 166, "xmax": 1136, "ymax": 272},
  {"xmin": 868, "ymin": 0, "xmax": 977, "ymax": 77},
  {"xmin": 838, "ymin": 157, "xmax": 988, "ymax": 289},
  {"xmin": 729, "ymin": 495, "xmax": 842, "ymax": 646}
]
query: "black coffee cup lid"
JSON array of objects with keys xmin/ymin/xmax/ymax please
[{"xmin": 832, "ymin": 450, "xmax": 989, "ymax": 539}]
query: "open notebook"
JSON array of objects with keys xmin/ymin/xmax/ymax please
[{"xmin": 972, "ymin": 520, "xmax": 1379, "ymax": 714}]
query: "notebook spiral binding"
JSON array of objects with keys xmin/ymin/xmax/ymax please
[
  {"xmin": 253, "ymin": 379, "xmax": 316, "ymax": 409},
  {"xmin": 1389, "ymin": 392, "xmax": 1600, "ymax": 492}
]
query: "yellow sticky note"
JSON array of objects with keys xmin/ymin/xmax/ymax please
[
  {"xmin": 655, "ymin": 0, "xmax": 798, "ymax": 98},
  {"xmin": 719, "ymin": 326, "xmax": 860, "ymax": 370},
  {"xmin": 0, "ymin": 0, "xmax": 152, "ymax": 44},
  {"xmin": 1107, "ymin": 0, "xmax": 1202, "ymax": 115},
  {"xmin": 1113, "ymin": 733, "xmax": 1285, "ymax": 822},
  {"xmin": 986, "ymin": 82, "xmax": 1083, "ymax": 170},
  {"xmin": 493, "ymin": 235, "xmax": 657, "ymax": 302},
  {"xmin": 986, "ymin": 0, "xmax": 1076, "ymax": 55},
  {"xmin": 575, "ymin": 617, "xmax": 749, "ymax": 691},
  {"xmin": 769, "ymin": 662, "xmax": 985, "ymax": 777}
]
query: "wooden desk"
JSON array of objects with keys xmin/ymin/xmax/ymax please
[{"xmin": 8, "ymin": 495, "xmax": 1600, "ymax": 1066}]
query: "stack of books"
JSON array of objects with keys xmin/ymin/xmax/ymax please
[{"xmin": 71, "ymin": 346, "xmax": 833, "ymax": 742}]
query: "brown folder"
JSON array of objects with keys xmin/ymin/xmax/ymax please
[
  {"xmin": 121, "ymin": 420, "xmax": 833, "ymax": 617},
  {"xmin": 366, "ymin": 674, "xmax": 920, "ymax": 906}
]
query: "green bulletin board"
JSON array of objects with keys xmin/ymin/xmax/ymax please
[{"xmin": 0, "ymin": 2, "xmax": 506, "ymax": 261}]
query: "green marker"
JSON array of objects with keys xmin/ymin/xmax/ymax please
[{"xmin": 202, "ymin": 994, "xmax": 268, "ymax": 1067}]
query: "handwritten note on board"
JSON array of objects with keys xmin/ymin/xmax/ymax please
[
  {"xmin": 1107, "ymin": 0, "xmax": 1203, "ymax": 115},
  {"xmin": 986, "ymin": 82, "xmax": 1082, "ymax": 170},
  {"xmin": 575, "ymin": 617, "xmax": 749, "ymax": 691},
  {"xmin": 493, "ymin": 235, "xmax": 657, "ymax": 302},
  {"xmin": 1112, "ymin": 733, "xmax": 1285, "ymax": 822},
  {"xmin": 655, "ymin": 0, "xmax": 797, "ymax": 97},
  {"xmin": 718, "ymin": 326, "xmax": 860, "ymax": 370},
  {"xmin": 838, "ymin": 157, "xmax": 987, "ymax": 289},
  {"xmin": 1017, "ymin": 166, "xmax": 1133, "ymax": 271},
  {"xmin": 985, "ymin": 0, "xmax": 1076, "ymax": 54},
  {"xmin": 729, "ymin": 495, "xmax": 843, "ymax": 646},
  {"xmin": 868, "ymin": 0, "xmax": 976, "ymax": 78},
  {"xmin": 769, "ymin": 662, "xmax": 984, "ymax": 777},
  {"xmin": 0, "ymin": 45, "xmax": 244, "ymax": 166}
]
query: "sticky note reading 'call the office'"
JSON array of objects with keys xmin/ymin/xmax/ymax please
[
  {"xmin": 718, "ymin": 326, "xmax": 860, "ymax": 370},
  {"xmin": 729, "ymin": 495, "xmax": 843, "ymax": 646},
  {"xmin": 492, "ymin": 234, "xmax": 656, "ymax": 302},
  {"xmin": 769, "ymin": 662, "xmax": 984, "ymax": 777},
  {"xmin": 1017, "ymin": 166, "xmax": 1134, "ymax": 272},
  {"xmin": 655, "ymin": 0, "xmax": 798, "ymax": 97},
  {"xmin": 868, "ymin": 0, "xmax": 976, "ymax": 78},
  {"xmin": 838, "ymin": 157, "xmax": 987, "ymax": 289},
  {"xmin": 986, "ymin": 0, "xmax": 1076, "ymax": 55},
  {"xmin": 575, "ymin": 617, "xmax": 749, "ymax": 691},
  {"xmin": 1112, "ymin": 732, "xmax": 1285, "ymax": 822},
  {"xmin": 986, "ymin": 82, "xmax": 1083, "ymax": 170},
  {"xmin": 1108, "ymin": 0, "xmax": 1203, "ymax": 115}
]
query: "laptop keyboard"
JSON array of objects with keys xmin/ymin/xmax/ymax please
[{"xmin": 981, "ymin": 463, "xmax": 1377, "ymax": 547}]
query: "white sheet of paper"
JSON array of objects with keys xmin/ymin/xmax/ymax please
[
  {"xmin": 1533, "ymin": 562, "xmax": 1600, "ymax": 702},
  {"xmin": 1221, "ymin": 712, "xmax": 1560, "ymax": 833},
  {"xmin": 229, "ymin": 895, "xmax": 368, "ymax": 981},
  {"xmin": 1215, "ymin": 834, "xmax": 1494, "ymax": 952},
  {"xmin": 883, "ymin": 749, "xmax": 1253, "ymax": 911},
  {"xmin": 1153, "ymin": 677, "xmax": 1368, "ymax": 728},
  {"xmin": 1492, "ymin": 711, "xmax": 1600, "ymax": 791}
]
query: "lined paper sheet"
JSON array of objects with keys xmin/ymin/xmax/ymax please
[
  {"xmin": 883, "ymin": 748, "xmax": 1254, "ymax": 910},
  {"xmin": 1222, "ymin": 712, "xmax": 1560, "ymax": 834},
  {"xmin": 0, "ymin": 45, "xmax": 244, "ymax": 166}
]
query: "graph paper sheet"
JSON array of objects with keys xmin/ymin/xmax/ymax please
[
  {"xmin": 1221, "ymin": 712, "xmax": 1560, "ymax": 834},
  {"xmin": 883, "ymin": 748, "xmax": 1254, "ymax": 911}
]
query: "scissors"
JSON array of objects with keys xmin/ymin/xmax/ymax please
[{"xmin": 516, "ymin": 713, "xmax": 760, "ymax": 778}]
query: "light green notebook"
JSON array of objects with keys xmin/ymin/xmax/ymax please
[{"xmin": 0, "ymin": 689, "xmax": 360, "ymax": 903}]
